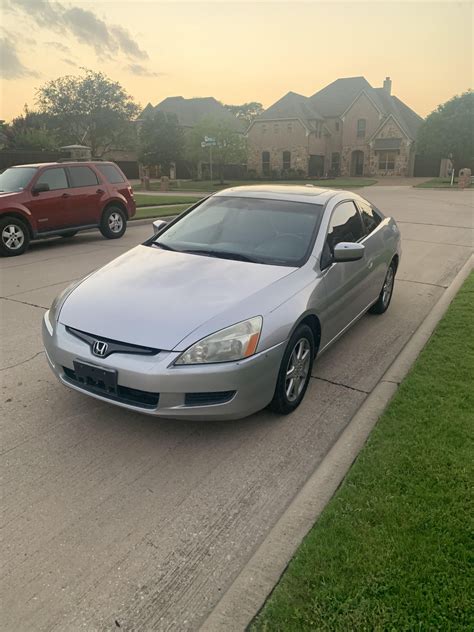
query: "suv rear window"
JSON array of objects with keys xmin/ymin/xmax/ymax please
[
  {"xmin": 69, "ymin": 166, "xmax": 99, "ymax": 187},
  {"xmin": 96, "ymin": 164, "xmax": 125, "ymax": 183}
]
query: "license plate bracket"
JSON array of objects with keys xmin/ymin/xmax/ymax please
[{"xmin": 73, "ymin": 360, "xmax": 118, "ymax": 394}]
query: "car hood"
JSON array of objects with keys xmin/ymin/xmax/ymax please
[{"xmin": 59, "ymin": 245, "xmax": 296, "ymax": 350}]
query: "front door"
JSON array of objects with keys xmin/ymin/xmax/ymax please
[
  {"xmin": 319, "ymin": 200, "xmax": 371, "ymax": 349},
  {"xmin": 26, "ymin": 167, "xmax": 72, "ymax": 232},
  {"xmin": 350, "ymin": 151, "xmax": 364, "ymax": 176},
  {"xmin": 308, "ymin": 155, "xmax": 324, "ymax": 177}
]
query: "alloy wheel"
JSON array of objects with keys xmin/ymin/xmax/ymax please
[
  {"xmin": 382, "ymin": 266, "xmax": 395, "ymax": 308},
  {"xmin": 2, "ymin": 224, "xmax": 25, "ymax": 251},
  {"xmin": 285, "ymin": 337, "xmax": 311, "ymax": 402},
  {"xmin": 108, "ymin": 212, "xmax": 124, "ymax": 233}
]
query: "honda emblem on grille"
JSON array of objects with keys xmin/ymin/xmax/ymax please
[{"xmin": 92, "ymin": 340, "xmax": 108, "ymax": 357}]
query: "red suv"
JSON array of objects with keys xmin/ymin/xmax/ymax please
[{"xmin": 0, "ymin": 161, "xmax": 136, "ymax": 256}]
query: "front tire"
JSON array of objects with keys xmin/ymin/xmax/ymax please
[
  {"xmin": 0, "ymin": 217, "xmax": 30, "ymax": 257},
  {"xmin": 268, "ymin": 324, "xmax": 315, "ymax": 415},
  {"xmin": 100, "ymin": 206, "xmax": 126, "ymax": 239},
  {"xmin": 369, "ymin": 260, "xmax": 396, "ymax": 314}
]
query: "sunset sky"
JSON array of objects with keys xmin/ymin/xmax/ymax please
[{"xmin": 0, "ymin": 0, "xmax": 472, "ymax": 122}]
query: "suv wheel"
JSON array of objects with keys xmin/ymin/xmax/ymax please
[
  {"xmin": 268, "ymin": 324, "xmax": 315, "ymax": 415},
  {"xmin": 100, "ymin": 206, "xmax": 127, "ymax": 239},
  {"xmin": 0, "ymin": 217, "xmax": 30, "ymax": 257}
]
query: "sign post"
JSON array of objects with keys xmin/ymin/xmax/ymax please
[{"xmin": 201, "ymin": 137, "xmax": 217, "ymax": 182}]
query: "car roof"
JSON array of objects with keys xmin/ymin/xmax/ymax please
[
  {"xmin": 8, "ymin": 161, "xmax": 116, "ymax": 169},
  {"xmin": 214, "ymin": 184, "xmax": 344, "ymax": 205}
]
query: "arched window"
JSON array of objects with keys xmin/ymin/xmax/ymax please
[
  {"xmin": 282, "ymin": 151, "xmax": 291, "ymax": 171},
  {"xmin": 262, "ymin": 151, "xmax": 270, "ymax": 176}
]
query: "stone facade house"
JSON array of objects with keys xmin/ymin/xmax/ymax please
[{"xmin": 247, "ymin": 77, "xmax": 423, "ymax": 177}]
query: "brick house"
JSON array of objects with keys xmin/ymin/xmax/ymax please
[{"xmin": 247, "ymin": 76, "xmax": 423, "ymax": 177}]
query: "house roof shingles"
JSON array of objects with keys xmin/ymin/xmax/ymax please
[
  {"xmin": 256, "ymin": 76, "xmax": 423, "ymax": 140},
  {"xmin": 149, "ymin": 96, "xmax": 245, "ymax": 132}
]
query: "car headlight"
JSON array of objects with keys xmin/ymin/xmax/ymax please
[
  {"xmin": 47, "ymin": 280, "xmax": 81, "ymax": 329},
  {"xmin": 175, "ymin": 316, "xmax": 263, "ymax": 365}
]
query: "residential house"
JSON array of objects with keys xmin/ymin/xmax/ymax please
[{"xmin": 247, "ymin": 77, "xmax": 423, "ymax": 177}]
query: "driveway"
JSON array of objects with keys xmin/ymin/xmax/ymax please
[{"xmin": 1, "ymin": 188, "xmax": 472, "ymax": 631}]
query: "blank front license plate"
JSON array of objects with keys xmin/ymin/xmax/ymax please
[{"xmin": 73, "ymin": 360, "xmax": 117, "ymax": 394}]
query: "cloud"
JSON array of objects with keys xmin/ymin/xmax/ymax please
[
  {"xmin": 46, "ymin": 41, "xmax": 71, "ymax": 54},
  {"xmin": 7, "ymin": 0, "xmax": 148, "ymax": 61},
  {"xmin": 61, "ymin": 57, "xmax": 78, "ymax": 67},
  {"xmin": 127, "ymin": 63, "xmax": 163, "ymax": 77},
  {"xmin": 0, "ymin": 37, "xmax": 39, "ymax": 79}
]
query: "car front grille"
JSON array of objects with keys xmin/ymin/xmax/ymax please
[
  {"xmin": 184, "ymin": 391, "xmax": 236, "ymax": 407},
  {"xmin": 63, "ymin": 367, "xmax": 160, "ymax": 409}
]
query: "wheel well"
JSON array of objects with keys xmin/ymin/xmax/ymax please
[
  {"xmin": 392, "ymin": 254, "xmax": 399, "ymax": 272},
  {"xmin": 1, "ymin": 212, "xmax": 33, "ymax": 238},
  {"xmin": 102, "ymin": 201, "xmax": 127, "ymax": 220},
  {"xmin": 300, "ymin": 314, "xmax": 321, "ymax": 356}
]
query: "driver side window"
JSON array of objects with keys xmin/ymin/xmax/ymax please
[{"xmin": 321, "ymin": 201, "xmax": 365, "ymax": 268}]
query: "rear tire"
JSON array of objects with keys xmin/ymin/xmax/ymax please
[
  {"xmin": 0, "ymin": 217, "xmax": 30, "ymax": 257},
  {"xmin": 268, "ymin": 324, "xmax": 315, "ymax": 415},
  {"xmin": 369, "ymin": 260, "xmax": 396, "ymax": 314},
  {"xmin": 100, "ymin": 206, "xmax": 126, "ymax": 239}
]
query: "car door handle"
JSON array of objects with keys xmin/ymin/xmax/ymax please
[
  {"xmin": 61, "ymin": 193, "xmax": 70, "ymax": 198},
  {"xmin": 96, "ymin": 189, "xmax": 105, "ymax": 194},
  {"xmin": 368, "ymin": 259, "xmax": 374, "ymax": 270}
]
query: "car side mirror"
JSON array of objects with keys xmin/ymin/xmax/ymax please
[
  {"xmin": 153, "ymin": 219, "xmax": 168, "ymax": 235},
  {"xmin": 32, "ymin": 183, "xmax": 50, "ymax": 194},
  {"xmin": 333, "ymin": 242, "xmax": 365, "ymax": 262}
]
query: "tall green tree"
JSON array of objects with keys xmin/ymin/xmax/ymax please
[
  {"xmin": 417, "ymin": 91, "xmax": 474, "ymax": 173},
  {"xmin": 36, "ymin": 69, "xmax": 140, "ymax": 157},
  {"xmin": 224, "ymin": 102, "xmax": 263, "ymax": 126},
  {"xmin": 138, "ymin": 111, "xmax": 185, "ymax": 173},
  {"xmin": 188, "ymin": 118, "xmax": 247, "ymax": 183},
  {"xmin": 6, "ymin": 107, "xmax": 58, "ymax": 150}
]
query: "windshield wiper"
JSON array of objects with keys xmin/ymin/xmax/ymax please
[
  {"xmin": 182, "ymin": 248, "xmax": 262, "ymax": 263},
  {"xmin": 152, "ymin": 241, "xmax": 180, "ymax": 252}
]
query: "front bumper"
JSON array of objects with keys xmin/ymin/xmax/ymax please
[{"xmin": 42, "ymin": 314, "xmax": 285, "ymax": 420}]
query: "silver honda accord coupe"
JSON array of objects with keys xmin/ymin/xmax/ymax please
[{"xmin": 43, "ymin": 185, "xmax": 401, "ymax": 420}]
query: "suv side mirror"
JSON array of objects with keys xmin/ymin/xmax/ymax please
[
  {"xmin": 333, "ymin": 242, "xmax": 365, "ymax": 262},
  {"xmin": 153, "ymin": 219, "xmax": 168, "ymax": 235},
  {"xmin": 32, "ymin": 183, "xmax": 50, "ymax": 194}
]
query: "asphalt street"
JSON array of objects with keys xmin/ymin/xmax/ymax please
[{"xmin": 1, "ymin": 186, "xmax": 473, "ymax": 631}]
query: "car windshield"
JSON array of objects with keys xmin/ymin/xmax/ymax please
[
  {"xmin": 152, "ymin": 196, "xmax": 324, "ymax": 266},
  {"xmin": 0, "ymin": 167, "xmax": 38, "ymax": 193}
]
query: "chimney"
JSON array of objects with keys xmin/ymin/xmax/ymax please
[{"xmin": 383, "ymin": 77, "xmax": 392, "ymax": 95}]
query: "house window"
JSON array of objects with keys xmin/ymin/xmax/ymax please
[
  {"xmin": 262, "ymin": 151, "xmax": 270, "ymax": 176},
  {"xmin": 282, "ymin": 151, "xmax": 291, "ymax": 171},
  {"xmin": 287, "ymin": 123, "xmax": 292, "ymax": 132},
  {"xmin": 330, "ymin": 152, "xmax": 340, "ymax": 176},
  {"xmin": 378, "ymin": 151, "xmax": 397, "ymax": 171},
  {"xmin": 273, "ymin": 124, "xmax": 279, "ymax": 133},
  {"xmin": 335, "ymin": 121, "xmax": 340, "ymax": 131},
  {"xmin": 262, "ymin": 124, "xmax": 267, "ymax": 134},
  {"xmin": 357, "ymin": 119, "xmax": 366, "ymax": 138}
]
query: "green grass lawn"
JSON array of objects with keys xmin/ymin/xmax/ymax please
[
  {"xmin": 134, "ymin": 193, "xmax": 204, "ymax": 207},
  {"xmin": 134, "ymin": 177, "xmax": 377, "ymax": 192},
  {"xmin": 252, "ymin": 273, "xmax": 474, "ymax": 631},
  {"xmin": 415, "ymin": 177, "xmax": 473, "ymax": 188},
  {"xmin": 131, "ymin": 204, "xmax": 188, "ymax": 220}
]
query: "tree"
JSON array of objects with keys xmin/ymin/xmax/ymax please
[
  {"xmin": 5, "ymin": 106, "xmax": 58, "ymax": 150},
  {"xmin": 188, "ymin": 118, "xmax": 247, "ymax": 183},
  {"xmin": 36, "ymin": 69, "xmax": 140, "ymax": 157},
  {"xmin": 138, "ymin": 111, "xmax": 185, "ymax": 173},
  {"xmin": 224, "ymin": 102, "xmax": 263, "ymax": 126},
  {"xmin": 417, "ymin": 91, "xmax": 474, "ymax": 173}
]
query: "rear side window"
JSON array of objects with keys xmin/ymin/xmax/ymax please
[
  {"xmin": 96, "ymin": 164, "xmax": 125, "ymax": 183},
  {"xmin": 327, "ymin": 201, "xmax": 364, "ymax": 252},
  {"xmin": 36, "ymin": 168, "xmax": 68, "ymax": 191},
  {"xmin": 68, "ymin": 166, "xmax": 99, "ymax": 187},
  {"xmin": 358, "ymin": 200, "xmax": 383, "ymax": 235}
]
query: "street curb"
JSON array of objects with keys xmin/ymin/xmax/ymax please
[
  {"xmin": 200, "ymin": 254, "xmax": 473, "ymax": 632},
  {"xmin": 128, "ymin": 214, "xmax": 178, "ymax": 227}
]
